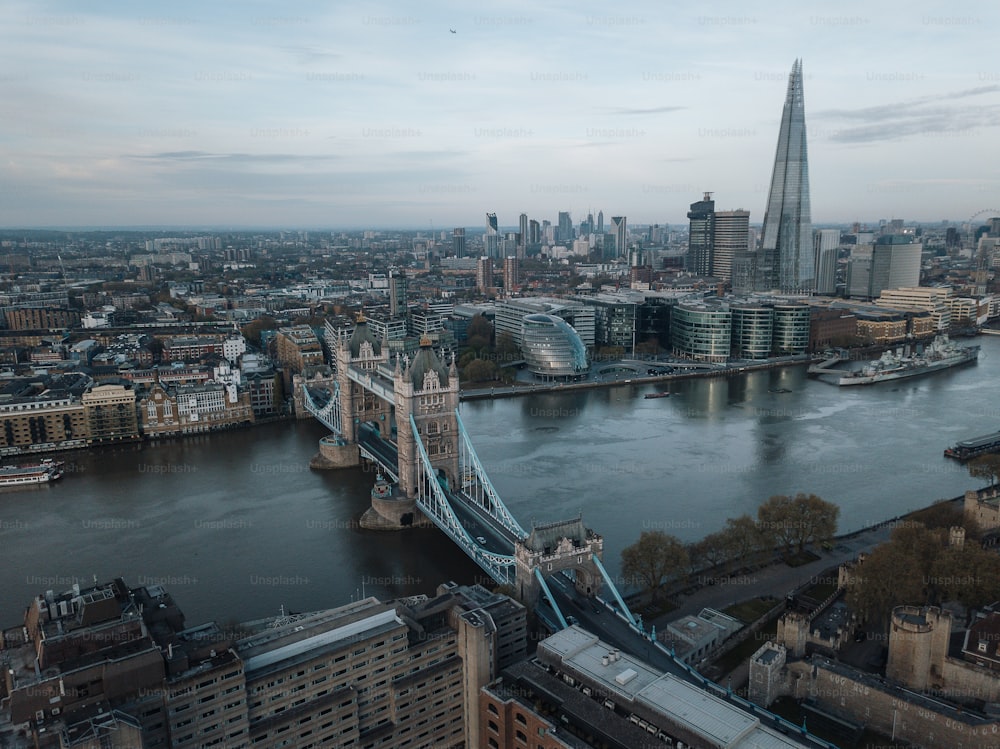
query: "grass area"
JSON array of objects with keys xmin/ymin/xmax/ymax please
[
  {"xmin": 709, "ymin": 615, "xmax": 780, "ymax": 676},
  {"xmin": 723, "ymin": 597, "xmax": 778, "ymax": 624},
  {"xmin": 800, "ymin": 580, "xmax": 838, "ymax": 602},
  {"xmin": 783, "ymin": 549, "xmax": 821, "ymax": 567},
  {"xmin": 638, "ymin": 598, "xmax": 677, "ymax": 619}
]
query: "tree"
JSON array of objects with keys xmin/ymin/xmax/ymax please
[
  {"xmin": 241, "ymin": 315, "xmax": 277, "ymax": 348},
  {"xmin": 621, "ymin": 530, "xmax": 689, "ymax": 601},
  {"xmin": 462, "ymin": 358, "xmax": 497, "ymax": 383},
  {"xmin": 495, "ymin": 332, "xmax": 519, "ymax": 364},
  {"xmin": 844, "ymin": 540, "xmax": 927, "ymax": 630},
  {"xmin": 757, "ymin": 493, "xmax": 840, "ymax": 556},
  {"xmin": 969, "ymin": 454, "xmax": 1000, "ymax": 488},
  {"xmin": 466, "ymin": 314, "xmax": 493, "ymax": 350},
  {"xmin": 723, "ymin": 515, "xmax": 768, "ymax": 567}
]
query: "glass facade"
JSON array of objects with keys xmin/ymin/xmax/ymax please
[
  {"xmin": 520, "ymin": 314, "xmax": 589, "ymax": 379},
  {"xmin": 771, "ymin": 303, "xmax": 811, "ymax": 354},
  {"xmin": 760, "ymin": 59, "xmax": 813, "ymax": 293},
  {"xmin": 731, "ymin": 305, "xmax": 773, "ymax": 360},
  {"xmin": 670, "ymin": 303, "xmax": 732, "ymax": 362}
]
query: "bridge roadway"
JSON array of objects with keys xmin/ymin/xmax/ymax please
[{"xmin": 356, "ymin": 424, "xmax": 517, "ymax": 557}]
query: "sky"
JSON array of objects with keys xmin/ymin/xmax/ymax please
[{"xmin": 2, "ymin": 0, "xmax": 999, "ymax": 230}]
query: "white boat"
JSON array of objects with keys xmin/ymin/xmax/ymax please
[
  {"xmin": 0, "ymin": 458, "xmax": 65, "ymax": 486},
  {"xmin": 838, "ymin": 336, "xmax": 979, "ymax": 386}
]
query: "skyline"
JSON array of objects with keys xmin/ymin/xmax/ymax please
[{"xmin": 2, "ymin": 0, "xmax": 1000, "ymax": 229}]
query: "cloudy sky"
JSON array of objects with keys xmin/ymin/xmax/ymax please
[{"xmin": 2, "ymin": 0, "xmax": 998, "ymax": 229}]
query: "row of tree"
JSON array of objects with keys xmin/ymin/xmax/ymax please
[
  {"xmin": 621, "ymin": 493, "xmax": 840, "ymax": 600},
  {"xmin": 845, "ymin": 521, "xmax": 1000, "ymax": 629}
]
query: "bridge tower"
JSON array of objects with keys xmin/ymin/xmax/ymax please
[
  {"xmin": 394, "ymin": 337, "xmax": 459, "ymax": 497},
  {"xmin": 514, "ymin": 517, "xmax": 604, "ymax": 603},
  {"xmin": 334, "ymin": 315, "xmax": 391, "ymax": 443}
]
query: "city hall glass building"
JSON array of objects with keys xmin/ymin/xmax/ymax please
[{"xmin": 520, "ymin": 313, "xmax": 589, "ymax": 380}]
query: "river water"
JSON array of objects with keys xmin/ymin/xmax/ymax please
[{"xmin": 1, "ymin": 337, "xmax": 995, "ymax": 625}]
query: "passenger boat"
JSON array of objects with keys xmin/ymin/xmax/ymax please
[{"xmin": 0, "ymin": 458, "xmax": 65, "ymax": 486}]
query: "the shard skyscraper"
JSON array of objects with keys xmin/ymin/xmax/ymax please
[{"xmin": 758, "ymin": 59, "xmax": 813, "ymax": 293}]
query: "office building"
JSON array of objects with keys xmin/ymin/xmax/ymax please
[
  {"xmin": 452, "ymin": 227, "xmax": 467, "ymax": 258},
  {"xmin": 494, "ymin": 298, "xmax": 595, "ymax": 349},
  {"xmin": 520, "ymin": 314, "xmax": 590, "ymax": 380},
  {"xmin": 528, "ymin": 219, "xmax": 541, "ymax": 246},
  {"xmin": 758, "ymin": 59, "xmax": 813, "ymax": 292},
  {"xmin": 731, "ymin": 303, "xmax": 774, "ymax": 360},
  {"xmin": 388, "ymin": 268, "xmax": 407, "ymax": 318},
  {"xmin": 671, "ymin": 301, "xmax": 732, "ymax": 362},
  {"xmin": 687, "ymin": 192, "xmax": 715, "ymax": 276},
  {"xmin": 611, "ymin": 216, "xmax": 627, "ymax": 258},
  {"xmin": 813, "ymin": 229, "xmax": 840, "ymax": 295},
  {"xmin": 486, "ymin": 213, "xmax": 500, "ymax": 258},
  {"xmin": 712, "ymin": 210, "xmax": 751, "ymax": 282},
  {"xmin": 875, "ymin": 287, "xmax": 953, "ymax": 331},
  {"xmin": 518, "ymin": 213, "xmax": 528, "ymax": 255},
  {"xmin": 557, "ymin": 211, "xmax": 573, "ymax": 244},
  {"xmin": 847, "ymin": 238, "xmax": 921, "ymax": 300}
]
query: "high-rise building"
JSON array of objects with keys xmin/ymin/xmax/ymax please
[
  {"xmin": 518, "ymin": 213, "xmax": 528, "ymax": 255},
  {"xmin": 611, "ymin": 216, "xmax": 627, "ymax": 258},
  {"xmin": 712, "ymin": 209, "xmax": 751, "ymax": 282},
  {"xmin": 476, "ymin": 256, "xmax": 494, "ymax": 293},
  {"xmin": 557, "ymin": 211, "xmax": 573, "ymax": 243},
  {"xmin": 813, "ymin": 229, "xmax": 840, "ymax": 295},
  {"xmin": 452, "ymin": 227, "xmax": 466, "ymax": 257},
  {"xmin": 502, "ymin": 255, "xmax": 519, "ymax": 295},
  {"xmin": 847, "ymin": 237, "xmax": 921, "ymax": 300},
  {"xmin": 687, "ymin": 192, "xmax": 715, "ymax": 276},
  {"xmin": 485, "ymin": 213, "xmax": 500, "ymax": 258},
  {"xmin": 388, "ymin": 268, "xmax": 407, "ymax": 318},
  {"xmin": 528, "ymin": 219, "xmax": 540, "ymax": 245},
  {"xmin": 758, "ymin": 59, "xmax": 813, "ymax": 292},
  {"xmin": 597, "ymin": 210, "xmax": 604, "ymax": 234}
]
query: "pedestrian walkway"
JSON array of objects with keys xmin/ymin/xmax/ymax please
[{"xmin": 652, "ymin": 518, "xmax": 905, "ymax": 627}]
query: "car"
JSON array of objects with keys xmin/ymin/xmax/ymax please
[
  {"xmin": 475, "ymin": 536, "xmax": 487, "ymax": 545},
  {"xmin": 591, "ymin": 603, "xmax": 602, "ymax": 614},
  {"xmin": 855, "ymin": 630, "xmax": 866, "ymax": 642},
  {"xmin": 566, "ymin": 615, "xmax": 579, "ymax": 626}
]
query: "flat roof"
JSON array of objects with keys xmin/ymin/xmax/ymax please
[{"xmin": 539, "ymin": 626, "xmax": 814, "ymax": 748}]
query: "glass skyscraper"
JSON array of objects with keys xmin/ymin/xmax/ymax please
[{"xmin": 759, "ymin": 59, "xmax": 813, "ymax": 293}]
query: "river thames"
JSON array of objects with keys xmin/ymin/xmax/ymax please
[{"xmin": 0, "ymin": 336, "xmax": 995, "ymax": 625}]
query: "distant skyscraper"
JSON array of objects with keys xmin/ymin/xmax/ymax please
[
  {"xmin": 557, "ymin": 211, "xmax": 573, "ymax": 244},
  {"xmin": 502, "ymin": 256, "xmax": 519, "ymax": 295},
  {"xmin": 528, "ymin": 219, "xmax": 541, "ymax": 245},
  {"xmin": 597, "ymin": 210, "xmax": 604, "ymax": 234},
  {"xmin": 452, "ymin": 227, "xmax": 466, "ymax": 258},
  {"xmin": 485, "ymin": 213, "xmax": 499, "ymax": 258},
  {"xmin": 813, "ymin": 228, "xmax": 840, "ymax": 295},
  {"xmin": 758, "ymin": 59, "xmax": 813, "ymax": 293},
  {"xmin": 611, "ymin": 216, "xmax": 627, "ymax": 258},
  {"xmin": 712, "ymin": 209, "xmax": 750, "ymax": 282},
  {"xmin": 687, "ymin": 192, "xmax": 715, "ymax": 276},
  {"xmin": 518, "ymin": 213, "xmax": 528, "ymax": 255},
  {"xmin": 388, "ymin": 268, "xmax": 407, "ymax": 318},
  {"xmin": 476, "ymin": 256, "xmax": 494, "ymax": 293}
]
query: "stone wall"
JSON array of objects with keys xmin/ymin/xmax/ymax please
[{"xmin": 784, "ymin": 660, "xmax": 1000, "ymax": 749}]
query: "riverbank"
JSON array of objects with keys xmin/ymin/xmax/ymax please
[{"xmin": 459, "ymin": 354, "xmax": 812, "ymax": 401}]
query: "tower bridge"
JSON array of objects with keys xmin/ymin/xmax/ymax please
[{"xmin": 302, "ymin": 318, "xmax": 636, "ymax": 627}]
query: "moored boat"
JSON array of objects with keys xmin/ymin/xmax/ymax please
[
  {"xmin": 0, "ymin": 458, "xmax": 64, "ymax": 486},
  {"xmin": 837, "ymin": 336, "xmax": 978, "ymax": 386}
]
